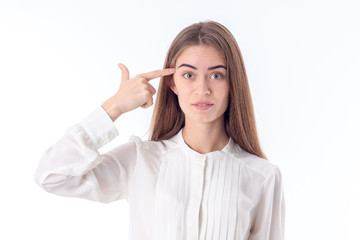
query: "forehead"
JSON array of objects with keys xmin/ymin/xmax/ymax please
[{"xmin": 175, "ymin": 45, "xmax": 226, "ymax": 67}]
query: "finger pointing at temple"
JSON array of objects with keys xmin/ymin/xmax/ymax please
[
  {"xmin": 138, "ymin": 68, "xmax": 176, "ymax": 81},
  {"xmin": 101, "ymin": 64, "xmax": 176, "ymax": 122}
]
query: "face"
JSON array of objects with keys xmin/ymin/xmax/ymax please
[{"xmin": 171, "ymin": 45, "xmax": 229, "ymax": 126}]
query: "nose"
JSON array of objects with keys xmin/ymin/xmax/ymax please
[{"xmin": 195, "ymin": 76, "xmax": 211, "ymax": 96}]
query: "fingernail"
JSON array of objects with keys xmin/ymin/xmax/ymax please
[{"xmin": 169, "ymin": 68, "xmax": 175, "ymax": 72}]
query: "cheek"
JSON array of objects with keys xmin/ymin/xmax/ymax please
[
  {"xmin": 217, "ymin": 83, "xmax": 230, "ymax": 99},
  {"xmin": 176, "ymin": 95, "xmax": 189, "ymax": 115},
  {"xmin": 219, "ymin": 87, "xmax": 230, "ymax": 108},
  {"xmin": 222, "ymin": 94, "xmax": 230, "ymax": 107},
  {"xmin": 174, "ymin": 80, "xmax": 191, "ymax": 95}
]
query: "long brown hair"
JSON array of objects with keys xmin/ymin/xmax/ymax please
[{"xmin": 150, "ymin": 20, "xmax": 267, "ymax": 160}]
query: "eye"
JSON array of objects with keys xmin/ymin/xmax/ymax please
[
  {"xmin": 210, "ymin": 73, "xmax": 223, "ymax": 80},
  {"xmin": 183, "ymin": 73, "xmax": 194, "ymax": 79}
]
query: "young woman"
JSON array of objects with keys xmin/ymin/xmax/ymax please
[{"xmin": 35, "ymin": 21, "xmax": 285, "ymax": 240}]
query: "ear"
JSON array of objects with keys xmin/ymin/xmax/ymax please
[{"xmin": 169, "ymin": 77, "xmax": 178, "ymax": 94}]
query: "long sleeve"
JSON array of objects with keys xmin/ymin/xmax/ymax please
[
  {"xmin": 34, "ymin": 106, "xmax": 138, "ymax": 203},
  {"xmin": 249, "ymin": 165, "xmax": 286, "ymax": 240}
]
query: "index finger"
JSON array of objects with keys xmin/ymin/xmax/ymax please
[{"xmin": 139, "ymin": 68, "xmax": 175, "ymax": 81}]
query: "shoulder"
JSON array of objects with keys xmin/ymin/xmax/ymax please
[
  {"xmin": 232, "ymin": 144, "xmax": 283, "ymax": 186},
  {"xmin": 127, "ymin": 135, "xmax": 179, "ymax": 155}
]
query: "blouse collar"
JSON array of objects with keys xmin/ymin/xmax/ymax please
[{"xmin": 173, "ymin": 129, "xmax": 235, "ymax": 158}]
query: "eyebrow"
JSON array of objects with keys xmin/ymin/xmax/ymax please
[{"xmin": 178, "ymin": 63, "xmax": 227, "ymax": 70}]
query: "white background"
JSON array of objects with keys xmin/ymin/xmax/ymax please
[{"xmin": 1, "ymin": 0, "xmax": 359, "ymax": 239}]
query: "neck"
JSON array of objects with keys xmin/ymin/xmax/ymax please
[{"xmin": 182, "ymin": 120, "xmax": 229, "ymax": 154}]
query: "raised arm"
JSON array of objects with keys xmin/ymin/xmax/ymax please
[{"xmin": 34, "ymin": 63, "xmax": 175, "ymax": 203}]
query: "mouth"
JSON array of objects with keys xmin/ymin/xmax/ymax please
[
  {"xmin": 192, "ymin": 102, "xmax": 213, "ymax": 110},
  {"xmin": 194, "ymin": 104, "xmax": 211, "ymax": 106}
]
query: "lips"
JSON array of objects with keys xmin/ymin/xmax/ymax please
[
  {"xmin": 192, "ymin": 101, "xmax": 213, "ymax": 110},
  {"xmin": 196, "ymin": 104, "xmax": 209, "ymax": 106}
]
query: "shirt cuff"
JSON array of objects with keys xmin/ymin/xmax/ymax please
[{"xmin": 79, "ymin": 106, "xmax": 119, "ymax": 149}]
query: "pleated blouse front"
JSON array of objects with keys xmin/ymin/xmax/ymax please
[{"xmin": 34, "ymin": 106, "xmax": 285, "ymax": 240}]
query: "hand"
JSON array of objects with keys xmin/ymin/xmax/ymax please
[{"xmin": 101, "ymin": 63, "xmax": 175, "ymax": 122}]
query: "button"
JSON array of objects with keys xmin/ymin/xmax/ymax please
[
  {"xmin": 109, "ymin": 132, "xmax": 115, "ymax": 139},
  {"xmin": 98, "ymin": 139, "xmax": 104, "ymax": 145}
]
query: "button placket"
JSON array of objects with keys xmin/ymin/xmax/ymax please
[{"xmin": 187, "ymin": 155, "xmax": 206, "ymax": 239}]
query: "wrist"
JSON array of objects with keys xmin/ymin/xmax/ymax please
[{"xmin": 101, "ymin": 97, "xmax": 122, "ymax": 122}]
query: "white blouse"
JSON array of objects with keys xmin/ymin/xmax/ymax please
[{"xmin": 34, "ymin": 106, "xmax": 285, "ymax": 240}]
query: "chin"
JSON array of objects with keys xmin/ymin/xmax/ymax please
[{"xmin": 186, "ymin": 114, "xmax": 224, "ymax": 125}]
